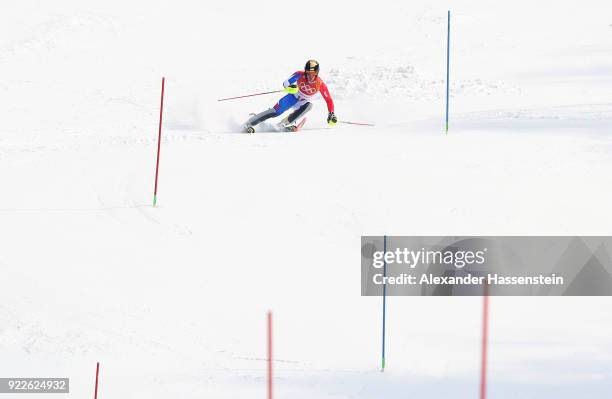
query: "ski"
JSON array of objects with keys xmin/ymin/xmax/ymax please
[
  {"xmin": 244, "ymin": 117, "xmax": 307, "ymax": 134},
  {"xmin": 286, "ymin": 118, "xmax": 307, "ymax": 132}
]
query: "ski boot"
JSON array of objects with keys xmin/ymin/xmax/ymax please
[
  {"xmin": 279, "ymin": 117, "xmax": 307, "ymax": 132},
  {"xmin": 278, "ymin": 116, "xmax": 299, "ymax": 132}
]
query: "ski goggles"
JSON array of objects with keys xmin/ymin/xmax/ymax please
[{"xmin": 305, "ymin": 70, "xmax": 317, "ymax": 81}]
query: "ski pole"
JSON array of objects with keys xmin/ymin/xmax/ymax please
[
  {"xmin": 217, "ymin": 90, "xmax": 284, "ymax": 102},
  {"xmin": 339, "ymin": 121, "xmax": 375, "ymax": 127}
]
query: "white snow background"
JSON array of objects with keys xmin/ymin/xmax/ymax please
[{"xmin": 1, "ymin": 0, "xmax": 611, "ymax": 398}]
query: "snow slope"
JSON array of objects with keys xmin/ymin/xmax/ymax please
[{"xmin": 1, "ymin": 1, "xmax": 612, "ymax": 398}]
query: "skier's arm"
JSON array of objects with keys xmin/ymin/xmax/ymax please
[
  {"xmin": 319, "ymin": 81, "xmax": 335, "ymax": 113},
  {"xmin": 320, "ymin": 81, "xmax": 337, "ymax": 126},
  {"xmin": 283, "ymin": 71, "xmax": 302, "ymax": 94}
]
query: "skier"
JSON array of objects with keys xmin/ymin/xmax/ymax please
[{"xmin": 244, "ymin": 60, "xmax": 337, "ymax": 133}]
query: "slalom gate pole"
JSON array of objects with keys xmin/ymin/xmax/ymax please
[
  {"xmin": 445, "ymin": 10, "xmax": 451, "ymax": 134},
  {"xmin": 267, "ymin": 311, "xmax": 273, "ymax": 399},
  {"xmin": 93, "ymin": 362, "xmax": 100, "ymax": 399},
  {"xmin": 217, "ymin": 90, "xmax": 284, "ymax": 102},
  {"xmin": 381, "ymin": 235, "xmax": 387, "ymax": 371},
  {"xmin": 153, "ymin": 77, "xmax": 165, "ymax": 207},
  {"xmin": 479, "ymin": 284, "xmax": 490, "ymax": 399},
  {"xmin": 339, "ymin": 121, "xmax": 375, "ymax": 127}
]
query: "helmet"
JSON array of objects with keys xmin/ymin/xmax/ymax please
[{"xmin": 305, "ymin": 59, "xmax": 320, "ymax": 75}]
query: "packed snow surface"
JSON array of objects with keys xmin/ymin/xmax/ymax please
[{"xmin": 1, "ymin": 1, "xmax": 611, "ymax": 398}]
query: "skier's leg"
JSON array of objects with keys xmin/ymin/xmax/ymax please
[
  {"xmin": 287, "ymin": 102, "xmax": 312, "ymax": 123},
  {"xmin": 280, "ymin": 101, "xmax": 312, "ymax": 127},
  {"xmin": 246, "ymin": 109, "xmax": 276, "ymax": 127},
  {"xmin": 246, "ymin": 94, "xmax": 298, "ymax": 128},
  {"xmin": 273, "ymin": 94, "xmax": 298, "ymax": 117}
]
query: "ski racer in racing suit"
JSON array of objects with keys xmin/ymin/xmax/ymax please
[{"xmin": 244, "ymin": 60, "xmax": 337, "ymax": 132}]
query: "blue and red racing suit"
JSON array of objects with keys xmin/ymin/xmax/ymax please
[
  {"xmin": 245, "ymin": 71, "xmax": 335, "ymax": 128},
  {"xmin": 274, "ymin": 71, "xmax": 335, "ymax": 115}
]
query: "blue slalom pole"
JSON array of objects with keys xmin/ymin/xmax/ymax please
[
  {"xmin": 381, "ymin": 235, "xmax": 387, "ymax": 371},
  {"xmin": 445, "ymin": 10, "xmax": 451, "ymax": 134}
]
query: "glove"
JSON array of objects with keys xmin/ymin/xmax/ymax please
[
  {"xmin": 284, "ymin": 84, "xmax": 298, "ymax": 94},
  {"xmin": 327, "ymin": 111, "xmax": 338, "ymax": 126}
]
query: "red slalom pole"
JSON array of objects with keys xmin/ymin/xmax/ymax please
[
  {"xmin": 267, "ymin": 311, "xmax": 273, "ymax": 399},
  {"xmin": 479, "ymin": 284, "xmax": 490, "ymax": 399},
  {"xmin": 94, "ymin": 362, "xmax": 100, "ymax": 399},
  {"xmin": 217, "ymin": 90, "xmax": 283, "ymax": 102},
  {"xmin": 153, "ymin": 77, "xmax": 165, "ymax": 207}
]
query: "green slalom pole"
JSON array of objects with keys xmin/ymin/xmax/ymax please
[{"xmin": 381, "ymin": 235, "xmax": 387, "ymax": 371}]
